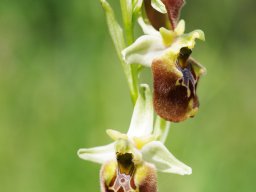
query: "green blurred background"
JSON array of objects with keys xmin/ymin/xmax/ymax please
[{"xmin": 0, "ymin": 0, "xmax": 256, "ymax": 191}]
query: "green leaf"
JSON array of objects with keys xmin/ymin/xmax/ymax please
[{"xmin": 100, "ymin": 0, "xmax": 125, "ymax": 55}]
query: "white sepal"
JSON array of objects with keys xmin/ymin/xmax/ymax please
[
  {"xmin": 122, "ymin": 35, "xmax": 165, "ymax": 67},
  {"xmin": 138, "ymin": 17, "xmax": 159, "ymax": 36},
  {"xmin": 141, "ymin": 141, "xmax": 192, "ymax": 175},
  {"xmin": 77, "ymin": 143, "xmax": 115, "ymax": 164},
  {"xmin": 127, "ymin": 84, "xmax": 154, "ymax": 138}
]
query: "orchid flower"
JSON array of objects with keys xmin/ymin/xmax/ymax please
[
  {"xmin": 122, "ymin": 17, "xmax": 206, "ymax": 122},
  {"xmin": 78, "ymin": 85, "xmax": 192, "ymax": 192}
]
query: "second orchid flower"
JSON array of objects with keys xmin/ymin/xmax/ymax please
[{"xmin": 122, "ymin": 15, "xmax": 206, "ymax": 122}]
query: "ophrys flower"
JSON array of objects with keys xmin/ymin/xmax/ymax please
[
  {"xmin": 78, "ymin": 85, "xmax": 192, "ymax": 192},
  {"xmin": 122, "ymin": 18, "xmax": 206, "ymax": 122}
]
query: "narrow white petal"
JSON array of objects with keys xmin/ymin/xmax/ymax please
[
  {"xmin": 141, "ymin": 141, "xmax": 192, "ymax": 175},
  {"xmin": 127, "ymin": 84, "xmax": 154, "ymax": 138},
  {"xmin": 106, "ymin": 129, "xmax": 127, "ymax": 141},
  {"xmin": 151, "ymin": 0, "xmax": 167, "ymax": 14},
  {"xmin": 77, "ymin": 143, "xmax": 115, "ymax": 164},
  {"xmin": 122, "ymin": 35, "xmax": 165, "ymax": 67},
  {"xmin": 138, "ymin": 17, "xmax": 159, "ymax": 36}
]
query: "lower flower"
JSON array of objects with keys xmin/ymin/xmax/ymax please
[{"xmin": 78, "ymin": 85, "xmax": 192, "ymax": 192}]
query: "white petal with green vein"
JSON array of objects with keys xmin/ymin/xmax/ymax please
[
  {"xmin": 122, "ymin": 35, "xmax": 165, "ymax": 66},
  {"xmin": 127, "ymin": 84, "xmax": 153, "ymax": 138}
]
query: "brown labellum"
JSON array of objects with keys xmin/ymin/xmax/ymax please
[{"xmin": 152, "ymin": 47, "xmax": 204, "ymax": 122}]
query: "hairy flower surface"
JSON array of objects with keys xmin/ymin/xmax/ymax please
[
  {"xmin": 78, "ymin": 85, "xmax": 192, "ymax": 191},
  {"xmin": 122, "ymin": 18, "xmax": 206, "ymax": 122}
]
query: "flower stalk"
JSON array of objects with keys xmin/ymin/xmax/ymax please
[
  {"xmin": 100, "ymin": 0, "xmax": 139, "ymax": 104},
  {"xmin": 78, "ymin": 0, "xmax": 206, "ymax": 191}
]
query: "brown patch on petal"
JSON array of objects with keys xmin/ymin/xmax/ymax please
[
  {"xmin": 152, "ymin": 56, "xmax": 200, "ymax": 122},
  {"xmin": 162, "ymin": 0, "xmax": 185, "ymax": 29},
  {"xmin": 144, "ymin": 0, "xmax": 168, "ymax": 30}
]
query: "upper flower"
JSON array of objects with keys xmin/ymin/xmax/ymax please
[
  {"xmin": 122, "ymin": 18, "xmax": 206, "ymax": 122},
  {"xmin": 78, "ymin": 84, "xmax": 192, "ymax": 177}
]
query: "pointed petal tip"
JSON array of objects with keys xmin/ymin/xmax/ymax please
[
  {"xmin": 151, "ymin": 0, "xmax": 167, "ymax": 14},
  {"xmin": 142, "ymin": 141, "xmax": 192, "ymax": 176},
  {"xmin": 77, "ymin": 148, "xmax": 83, "ymax": 158},
  {"xmin": 77, "ymin": 148, "xmax": 94, "ymax": 160},
  {"xmin": 137, "ymin": 17, "xmax": 159, "ymax": 36},
  {"xmin": 186, "ymin": 167, "xmax": 192, "ymax": 175},
  {"xmin": 127, "ymin": 83, "xmax": 154, "ymax": 138},
  {"xmin": 160, "ymin": 162, "xmax": 192, "ymax": 175},
  {"xmin": 77, "ymin": 143, "xmax": 116, "ymax": 164},
  {"xmin": 175, "ymin": 19, "xmax": 185, "ymax": 35},
  {"xmin": 106, "ymin": 129, "xmax": 127, "ymax": 141},
  {"xmin": 121, "ymin": 49, "xmax": 127, "ymax": 63},
  {"xmin": 194, "ymin": 30, "xmax": 205, "ymax": 41},
  {"xmin": 163, "ymin": 165, "xmax": 192, "ymax": 175},
  {"xmin": 139, "ymin": 83, "xmax": 150, "ymax": 96},
  {"xmin": 77, "ymin": 148, "xmax": 94, "ymax": 161}
]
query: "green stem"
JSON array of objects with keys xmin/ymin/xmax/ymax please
[{"xmin": 120, "ymin": 0, "xmax": 138, "ymax": 104}]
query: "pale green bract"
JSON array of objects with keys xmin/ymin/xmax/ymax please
[
  {"xmin": 122, "ymin": 17, "xmax": 205, "ymax": 67},
  {"xmin": 78, "ymin": 84, "xmax": 192, "ymax": 175}
]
